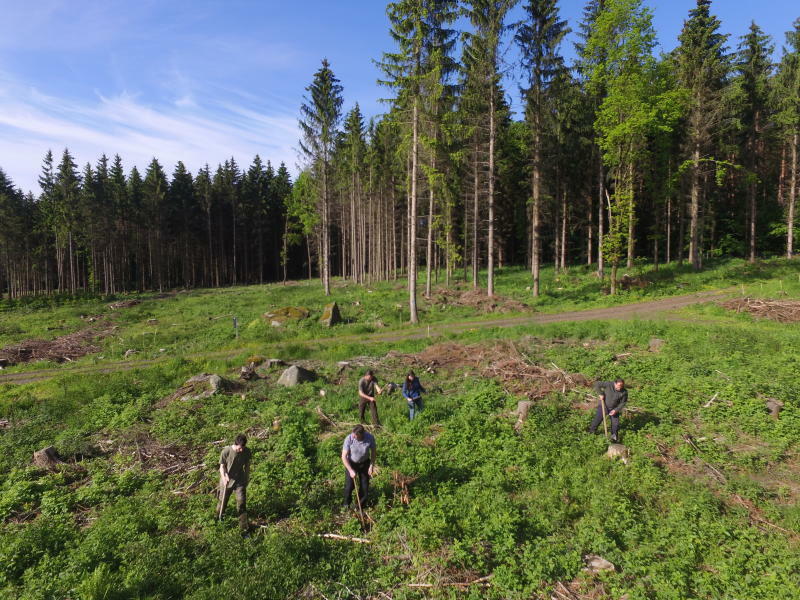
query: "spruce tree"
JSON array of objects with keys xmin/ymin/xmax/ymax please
[
  {"xmin": 463, "ymin": 0, "xmax": 518, "ymax": 297},
  {"xmin": 734, "ymin": 22, "xmax": 773, "ymax": 263},
  {"xmin": 675, "ymin": 0, "xmax": 728, "ymax": 270},
  {"xmin": 516, "ymin": 0, "xmax": 570, "ymax": 295},
  {"xmin": 774, "ymin": 19, "xmax": 800, "ymax": 256},
  {"xmin": 299, "ymin": 58, "xmax": 344, "ymax": 296}
]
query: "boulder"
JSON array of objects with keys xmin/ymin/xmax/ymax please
[
  {"xmin": 648, "ymin": 338, "xmax": 666, "ymax": 353},
  {"xmin": 263, "ymin": 306, "xmax": 310, "ymax": 327},
  {"xmin": 33, "ymin": 446, "xmax": 65, "ymax": 470},
  {"xmin": 583, "ymin": 554, "xmax": 616, "ymax": 574},
  {"xmin": 276, "ymin": 365, "xmax": 317, "ymax": 387},
  {"xmin": 319, "ymin": 302, "xmax": 342, "ymax": 327}
]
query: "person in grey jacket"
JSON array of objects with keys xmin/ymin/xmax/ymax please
[{"xmin": 588, "ymin": 379, "xmax": 627, "ymax": 442}]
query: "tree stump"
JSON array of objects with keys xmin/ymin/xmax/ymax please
[
  {"xmin": 33, "ymin": 446, "xmax": 65, "ymax": 470},
  {"xmin": 513, "ymin": 400, "xmax": 534, "ymax": 432},
  {"xmin": 765, "ymin": 398, "xmax": 784, "ymax": 419}
]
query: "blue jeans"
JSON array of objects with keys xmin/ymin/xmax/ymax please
[{"xmin": 407, "ymin": 397, "xmax": 423, "ymax": 420}]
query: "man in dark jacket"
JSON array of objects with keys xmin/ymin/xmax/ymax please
[
  {"xmin": 588, "ymin": 379, "xmax": 627, "ymax": 443},
  {"xmin": 217, "ymin": 433, "xmax": 252, "ymax": 536}
]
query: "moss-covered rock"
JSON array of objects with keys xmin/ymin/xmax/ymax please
[{"xmin": 263, "ymin": 306, "xmax": 310, "ymax": 327}]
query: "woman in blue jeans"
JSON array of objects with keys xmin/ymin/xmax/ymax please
[{"xmin": 402, "ymin": 371, "xmax": 426, "ymax": 420}]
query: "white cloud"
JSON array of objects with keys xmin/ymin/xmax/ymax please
[{"xmin": 0, "ymin": 77, "xmax": 300, "ymax": 193}]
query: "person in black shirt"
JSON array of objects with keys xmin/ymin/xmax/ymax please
[
  {"xmin": 357, "ymin": 370, "xmax": 382, "ymax": 426},
  {"xmin": 588, "ymin": 378, "xmax": 627, "ymax": 443}
]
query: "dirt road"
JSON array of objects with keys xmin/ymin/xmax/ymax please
[{"xmin": 0, "ymin": 289, "xmax": 729, "ymax": 386}]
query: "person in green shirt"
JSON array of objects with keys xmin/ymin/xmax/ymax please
[{"xmin": 217, "ymin": 434, "xmax": 252, "ymax": 536}]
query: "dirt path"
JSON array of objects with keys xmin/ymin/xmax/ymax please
[{"xmin": 0, "ymin": 289, "xmax": 730, "ymax": 386}]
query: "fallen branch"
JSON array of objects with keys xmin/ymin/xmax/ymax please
[
  {"xmin": 702, "ymin": 393, "xmax": 719, "ymax": 408},
  {"xmin": 408, "ymin": 574, "xmax": 493, "ymax": 588},
  {"xmin": 319, "ymin": 533, "xmax": 371, "ymax": 544}
]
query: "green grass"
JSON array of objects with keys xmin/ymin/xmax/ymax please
[
  {"xmin": 3, "ymin": 257, "xmax": 800, "ymax": 375},
  {"xmin": 1, "ymin": 261, "xmax": 800, "ymax": 598}
]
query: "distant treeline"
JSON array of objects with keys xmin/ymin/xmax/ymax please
[{"xmin": 1, "ymin": 0, "xmax": 799, "ymax": 305}]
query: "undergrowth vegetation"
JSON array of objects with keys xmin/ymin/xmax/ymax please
[
  {"xmin": 1, "ymin": 294, "xmax": 800, "ymax": 598},
  {"xmin": 3, "ymin": 257, "xmax": 800, "ymax": 373}
]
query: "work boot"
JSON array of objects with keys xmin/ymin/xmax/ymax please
[{"xmin": 611, "ymin": 434, "xmax": 618, "ymax": 443}]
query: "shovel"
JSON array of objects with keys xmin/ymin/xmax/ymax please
[{"xmin": 599, "ymin": 395, "xmax": 609, "ymax": 440}]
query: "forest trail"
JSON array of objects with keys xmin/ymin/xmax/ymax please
[{"xmin": 0, "ymin": 288, "xmax": 731, "ymax": 385}]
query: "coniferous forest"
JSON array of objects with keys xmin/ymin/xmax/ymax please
[{"xmin": 1, "ymin": 0, "xmax": 799, "ymax": 314}]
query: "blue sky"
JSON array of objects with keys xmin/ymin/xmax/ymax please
[{"xmin": 1, "ymin": 0, "xmax": 797, "ymax": 194}]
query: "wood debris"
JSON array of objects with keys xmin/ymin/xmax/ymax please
[
  {"xmin": 391, "ymin": 341, "xmax": 588, "ymax": 400},
  {"xmin": 722, "ymin": 297, "xmax": 800, "ymax": 323},
  {"xmin": 0, "ymin": 321, "xmax": 115, "ymax": 365}
]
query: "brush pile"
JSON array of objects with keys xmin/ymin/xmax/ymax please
[
  {"xmin": 430, "ymin": 288, "xmax": 529, "ymax": 313},
  {"xmin": 392, "ymin": 341, "xmax": 588, "ymax": 399},
  {"xmin": 721, "ymin": 297, "xmax": 800, "ymax": 323},
  {"xmin": 0, "ymin": 323, "xmax": 114, "ymax": 365}
]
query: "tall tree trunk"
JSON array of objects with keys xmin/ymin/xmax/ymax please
[
  {"xmin": 408, "ymin": 98, "xmax": 419, "ymax": 323},
  {"xmin": 322, "ymin": 161, "xmax": 331, "ymax": 295},
  {"xmin": 487, "ymin": 92, "xmax": 495, "ymax": 297},
  {"xmin": 788, "ymin": 133, "xmax": 798, "ymax": 258},
  {"xmin": 425, "ymin": 154, "xmax": 435, "ymax": 298},
  {"xmin": 689, "ymin": 144, "xmax": 701, "ymax": 270},
  {"xmin": 531, "ymin": 124, "xmax": 541, "ymax": 296},
  {"xmin": 560, "ymin": 189, "xmax": 567, "ymax": 271},
  {"xmin": 586, "ymin": 196, "xmax": 593, "ymax": 266},
  {"xmin": 597, "ymin": 160, "xmax": 605, "ymax": 278},
  {"xmin": 626, "ymin": 164, "xmax": 635, "ymax": 270},
  {"xmin": 472, "ymin": 146, "xmax": 479, "ymax": 288}
]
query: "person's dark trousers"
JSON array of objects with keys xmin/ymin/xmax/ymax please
[
  {"xmin": 589, "ymin": 404, "xmax": 620, "ymax": 439},
  {"xmin": 343, "ymin": 460, "xmax": 371, "ymax": 507},
  {"xmin": 408, "ymin": 397, "xmax": 423, "ymax": 420},
  {"xmin": 217, "ymin": 480, "xmax": 248, "ymax": 531},
  {"xmin": 358, "ymin": 398, "xmax": 381, "ymax": 426}
]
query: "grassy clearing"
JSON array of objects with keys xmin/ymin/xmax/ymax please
[
  {"xmin": 1, "ymin": 304, "xmax": 799, "ymax": 598},
  {"xmin": 3, "ymin": 258, "xmax": 800, "ymax": 374}
]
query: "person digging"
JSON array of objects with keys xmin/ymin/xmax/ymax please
[
  {"xmin": 357, "ymin": 370, "xmax": 383, "ymax": 427},
  {"xmin": 588, "ymin": 378, "xmax": 627, "ymax": 443},
  {"xmin": 341, "ymin": 424, "xmax": 376, "ymax": 511},
  {"xmin": 217, "ymin": 433, "xmax": 252, "ymax": 537},
  {"xmin": 402, "ymin": 370, "xmax": 426, "ymax": 420}
]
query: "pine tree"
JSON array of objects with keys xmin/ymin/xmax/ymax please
[
  {"xmin": 341, "ymin": 104, "xmax": 368, "ymax": 283},
  {"xmin": 774, "ymin": 19, "xmax": 800, "ymax": 257},
  {"xmin": 142, "ymin": 158, "xmax": 168, "ymax": 290},
  {"xmin": 54, "ymin": 149, "xmax": 81, "ymax": 292},
  {"xmin": 378, "ymin": 1, "xmax": 429, "ymax": 322},
  {"xmin": 734, "ymin": 22, "xmax": 774, "ymax": 263},
  {"xmin": 516, "ymin": 0, "xmax": 570, "ymax": 295},
  {"xmin": 299, "ymin": 58, "xmax": 344, "ymax": 296},
  {"xmin": 675, "ymin": 0, "xmax": 728, "ymax": 270}
]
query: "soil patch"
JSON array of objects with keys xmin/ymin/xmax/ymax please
[
  {"xmin": 0, "ymin": 321, "xmax": 115, "ymax": 366},
  {"xmin": 721, "ymin": 297, "xmax": 800, "ymax": 323},
  {"xmin": 389, "ymin": 341, "xmax": 589, "ymax": 399},
  {"xmin": 429, "ymin": 288, "xmax": 530, "ymax": 313}
]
